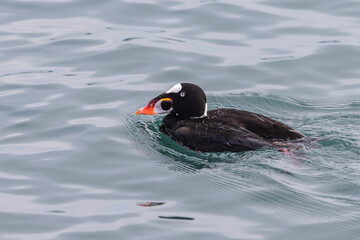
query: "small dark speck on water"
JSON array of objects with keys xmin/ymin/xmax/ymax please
[
  {"xmin": 47, "ymin": 210, "xmax": 65, "ymax": 214},
  {"xmin": 158, "ymin": 216, "xmax": 195, "ymax": 221},
  {"xmin": 319, "ymin": 40, "xmax": 341, "ymax": 43},
  {"xmin": 136, "ymin": 202, "xmax": 166, "ymax": 207}
]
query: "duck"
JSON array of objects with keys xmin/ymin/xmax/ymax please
[{"xmin": 136, "ymin": 83, "xmax": 304, "ymax": 152}]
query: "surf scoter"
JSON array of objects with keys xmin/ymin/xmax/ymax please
[{"xmin": 136, "ymin": 83, "xmax": 304, "ymax": 152}]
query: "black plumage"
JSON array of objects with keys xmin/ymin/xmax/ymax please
[{"xmin": 137, "ymin": 83, "xmax": 304, "ymax": 152}]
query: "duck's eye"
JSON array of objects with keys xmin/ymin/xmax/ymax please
[{"xmin": 180, "ymin": 92, "xmax": 186, "ymax": 97}]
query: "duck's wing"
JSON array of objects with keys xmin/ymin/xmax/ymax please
[
  {"xmin": 211, "ymin": 109, "xmax": 304, "ymax": 141},
  {"xmin": 171, "ymin": 125, "xmax": 271, "ymax": 152}
]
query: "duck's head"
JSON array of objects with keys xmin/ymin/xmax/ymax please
[{"xmin": 136, "ymin": 83, "xmax": 207, "ymax": 119}]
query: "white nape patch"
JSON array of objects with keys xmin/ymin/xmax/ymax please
[
  {"xmin": 191, "ymin": 103, "xmax": 208, "ymax": 119},
  {"xmin": 166, "ymin": 83, "xmax": 182, "ymax": 94},
  {"xmin": 203, "ymin": 103, "xmax": 208, "ymax": 116}
]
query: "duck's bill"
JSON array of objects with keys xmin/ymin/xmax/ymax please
[
  {"xmin": 136, "ymin": 100, "xmax": 157, "ymax": 115},
  {"xmin": 136, "ymin": 105, "xmax": 155, "ymax": 115},
  {"xmin": 136, "ymin": 97, "xmax": 173, "ymax": 115}
]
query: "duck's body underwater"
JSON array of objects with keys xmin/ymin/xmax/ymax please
[{"xmin": 136, "ymin": 83, "xmax": 304, "ymax": 152}]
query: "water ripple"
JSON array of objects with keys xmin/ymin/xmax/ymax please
[{"xmin": 0, "ymin": 0, "xmax": 359, "ymax": 239}]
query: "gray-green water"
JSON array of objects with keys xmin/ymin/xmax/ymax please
[{"xmin": 1, "ymin": 0, "xmax": 360, "ymax": 239}]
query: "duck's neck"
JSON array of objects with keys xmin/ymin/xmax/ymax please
[{"xmin": 190, "ymin": 103, "xmax": 207, "ymax": 119}]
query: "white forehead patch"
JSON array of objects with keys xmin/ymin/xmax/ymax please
[{"xmin": 166, "ymin": 83, "xmax": 182, "ymax": 93}]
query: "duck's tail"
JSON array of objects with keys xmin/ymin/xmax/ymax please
[{"xmin": 273, "ymin": 137, "xmax": 326, "ymax": 165}]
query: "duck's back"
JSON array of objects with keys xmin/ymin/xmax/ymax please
[{"xmin": 160, "ymin": 109, "xmax": 304, "ymax": 152}]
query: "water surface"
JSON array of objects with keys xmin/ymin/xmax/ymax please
[{"xmin": 0, "ymin": 0, "xmax": 359, "ymax": 239}]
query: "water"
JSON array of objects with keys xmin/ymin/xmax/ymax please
[{"xmin": 0, "ymin": 0, "xmax": 359, "ymax": 239}]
